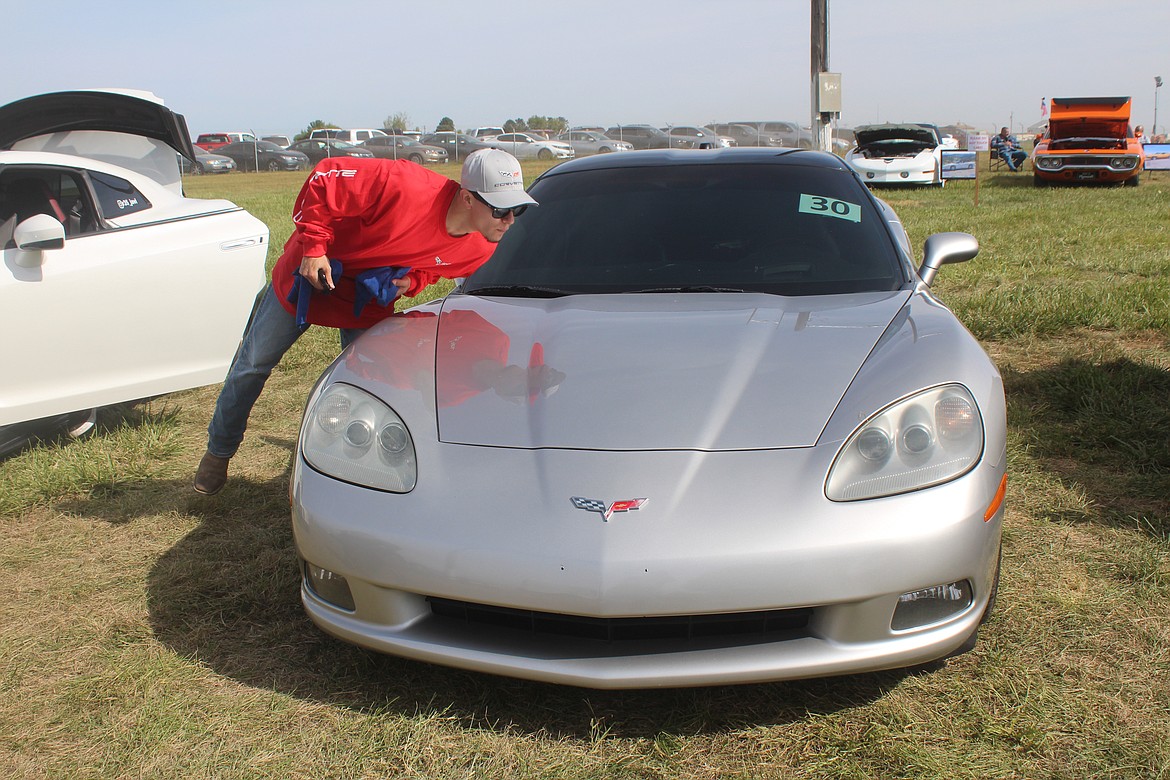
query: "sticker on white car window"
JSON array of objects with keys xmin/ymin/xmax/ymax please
[{"xmin": 798, "ymin": 194, "xmax": 861, "ymax": 223}]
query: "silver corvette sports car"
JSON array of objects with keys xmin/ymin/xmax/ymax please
[{"xmin": 291, "ymin": 148, "xmax": 1007, "ymax": 689}]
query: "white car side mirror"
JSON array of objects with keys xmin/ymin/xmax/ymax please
[
  {"xmin": 13, "ymin": 213, "xmax": 65, "ymax": 267},
  {"xmin": 918, "ymin": 231, "xmax": 978, "ymax": 287}
]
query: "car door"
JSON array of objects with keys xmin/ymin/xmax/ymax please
[{"xmin": 0, "ymin": 164, "xmax": 267, "ymax": 425}]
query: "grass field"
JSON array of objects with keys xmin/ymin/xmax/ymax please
[{"xmin": 1, "ymin": 159, "xmax": 1168, "ymax": 779}]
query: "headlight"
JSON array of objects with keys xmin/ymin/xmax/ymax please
[
  {"xmin": 301, "ymin": 383, "xmax": 417, "ymax": 492},
  {"xmin": 1111, "ymin": 157, "xmax": 1137, "ymax": 169},
  {"xmin": 1036, "ymin": 156, "xmax": 1062, "ymax": 170},
  {"xmin": 826, "ymin": 384, "xmax": 983, "ymax": 501}
]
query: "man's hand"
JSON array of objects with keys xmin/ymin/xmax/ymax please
[{"xmin": 300, "ymin": 255, "xmax": 333, "ymax": 291}]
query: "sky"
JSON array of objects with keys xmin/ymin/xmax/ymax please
[{"xmin": 3, "ymin": 0, "xmax": 1168, "ymax": 139}]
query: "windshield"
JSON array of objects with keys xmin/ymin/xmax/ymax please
[{"xmin": 464, "ymin": 162, "xmax": 905, "ymax": 297}]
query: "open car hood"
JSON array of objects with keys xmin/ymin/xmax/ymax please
[
  {"xmin": 854, "ymin": 124, "xmax": 938, "ymax": 147},
  {"xmin": 0, "ymin": 90, "xmax": 196, "ymax": 159},
  {"xmin": 0, "ymin": 90, "xmax": 197, "ymax": 193}
]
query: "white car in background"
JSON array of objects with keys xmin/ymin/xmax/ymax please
[
  {"xmin": 845, "ymin": 124, "xmax": 948, "ymax": 187},
  {"xmin": 485, "ymin": 132, "xmax": 575, "ymax": 160},
  {"xmin": 0, "ymin": 89, "xmax": 268, "ymax": 455}
]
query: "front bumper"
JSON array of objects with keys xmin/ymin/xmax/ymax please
[{"xmin": 292, "ymin": 443, "xmax": 1004, "ymax": 688}]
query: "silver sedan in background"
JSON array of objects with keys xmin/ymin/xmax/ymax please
[{"xmin": 556, "ymin": 129, "xmax": 633, "ymax": 156}]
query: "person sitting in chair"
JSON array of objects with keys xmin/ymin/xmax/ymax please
[{"xmin": 991, "ymin": 127, "xmax": 1028, "ymax": 172}]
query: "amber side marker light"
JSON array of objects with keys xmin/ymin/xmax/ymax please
[{"xmin": 984, "ymin": 473, "xmax": 1007, "ymax": 522}]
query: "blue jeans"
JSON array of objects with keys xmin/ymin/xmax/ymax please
[
  {"xmin": 999, "ymin": 149, "xmax": 1027, "ymax": 171},
  {"xmin": 206, "ymin": 284, "xmax": 363, "ymax": 458}
]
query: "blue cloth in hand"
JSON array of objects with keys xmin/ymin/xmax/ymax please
[
  {"xmin": 287, "ymin": 258, "xmax": 343, "ymax": 331},
  {"xmin": 353, "ymin": 266, "xmax": 411, "ymax": 318}
]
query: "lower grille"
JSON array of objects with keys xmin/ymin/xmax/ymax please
[{"xmin": 428, "ymin": 597, "xmax": 812, "ymax": 643}]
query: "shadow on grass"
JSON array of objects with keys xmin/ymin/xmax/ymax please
[
  {"xmin": 1003, "ymin": 356, "xmax": 1170, "ymax": 538},
  {"xmin": 136, "ymin": 468, "xmax": 917, "ymax": 739}
]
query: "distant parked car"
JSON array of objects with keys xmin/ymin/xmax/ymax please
[
  {"xmin": 262, "ymin": 135, "xmax": 292, "ymax": 148},
  {"xmin": 1032, "ymin": 96, "xmax": 1143, "ymax": 187},
  {"xmin": 706, "ymin": 123, "xmax": 786, "ymax": 148},
  {"xmin": 731, "ymin": 121, "xmax": 814, "ymax": 148},
  {"xmin": 471, "ymin": 126, "xmax": 505, "ymax": 139},
  {"xmin": 359, "ymin": 136, "xmax": 449, "ymax": 164},
  {"xmin": 485, "ymin": 132, "xmax": 574, "ymax": 160},
  {"xmin": 604, "ymin": 124, "xmax": 671, "ymax": 149},
  {"xmin": 287, "ymin": 138, "xmax": 374, "ymax": 165},
  {"xmin": 181, "ymin": 147, "xmax": 236, "ymax": 175},
  {"xmin": 0, "ymin": 89, "xmax": 268, "ymax": 455},
  {"xmin": 662, "ymin": 126, "xmax": 731, "ymax": 149},
  {"xmin": 308, "ymin": 128, "xmax": 388, "ymax": 145},
  {"xmin": 194, "ymin": 132, "xmax": 256, "ymax": 151},
  {"xmin": 845, "ymin": 123, "xmax": 946, "ymax": 187},
  {"xmin": 216, "ymin": 140, "xmax": 309, "ymax": 172},
  {"xmin": 556, "ymin": 130, "xmax": 633, "ymax": 156},
  {"xmin": 420, "ymin": 132, "xmax": 494, "ymax": 161}
]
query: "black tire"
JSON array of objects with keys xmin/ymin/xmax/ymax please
[
  {"xmin": 191, "ymin": 162, "xmax": 204, "ymax": 176},
  {"xmin": 599, "ymin": 146, "xmax": 612, "ymax": 153},
  {"xmin": 409, "ymin": 154, "xmax": 423, "ymax": 164},
  {"xmin": 1123, "ymin": 174, "xmax": 1140, "ymax": 187},
  {"xmin": 1033, "ymin": 173, "xmax": 1049, "ymax": 187},
  {"xmin": 538, "ymin": 148, "xmax": 553, "ymax": 160},
  {"xmin": 266, "ymin": 159, "xmax": 282, "ymax": 172}
]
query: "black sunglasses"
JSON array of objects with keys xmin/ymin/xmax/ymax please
[{"xmin": 471, "ymin": 191, "xmax": 528, "ymax": 219}]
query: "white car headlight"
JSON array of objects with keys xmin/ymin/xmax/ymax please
[
  {"xmin": 826, "ymin": 384, "xmax": 983, "ymax": 501},
  {"xmin": 301, "ymin": 383, "xmax": 417, "ymax": 492}
]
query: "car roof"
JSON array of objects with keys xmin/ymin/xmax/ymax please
[{"xmin": 534, "ymin": 146, "xmax": 846, "ymax": 178}]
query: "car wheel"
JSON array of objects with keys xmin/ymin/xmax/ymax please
[
  {"xmin": 538, "ymin": 148, "xmax": 553, "ymax": 160},
  {"xmin": 409, "ymin": 154, "xmax": 423, "ymax": 164},
  {"xmin": 599, "ymin": 146, "xmax": 612, "ymax": 153},
  {"xmin": 1123, "ymin": 174, "xmax": 1140, "ymax": 187},
  {"xmin": 267, "ymin": 159, "xmax": 282, "ymax": 172},
  {"xmin": 191, "ymin": 162, "xmax": 204, "ymax": 176}
]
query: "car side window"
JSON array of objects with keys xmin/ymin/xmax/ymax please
[
  {"xmin": 89, "ymin": 171, "xmax": 151, "ymax": 218},
  {"xmin": 0, "ymin": 167, "xmax": 98, "ymax": 247}
]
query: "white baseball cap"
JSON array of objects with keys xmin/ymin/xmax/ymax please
[{"xmin": 460, "ymin": 149, "xmax": 538, "ymax": 210}]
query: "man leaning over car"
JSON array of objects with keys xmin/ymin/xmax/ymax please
[{"xmin": 194, "ymin": 149, "xmax": 536, "ymax": 495}]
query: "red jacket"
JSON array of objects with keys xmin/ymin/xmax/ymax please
[{"xmin": 272, "ymin": 158, "xmax": 496, "ymax": 329}]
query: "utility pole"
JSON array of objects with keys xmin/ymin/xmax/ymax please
[
  {"xmin": 810, "ymin": 0, "xmax": 840, "ymax": 152},
  {"xmin": 1155, "ymin": 76, "xmax": 1163, "ymax": 138}
]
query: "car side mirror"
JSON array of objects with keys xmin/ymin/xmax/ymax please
[
  {"xmin": 13, "ymin": 214, "xmax": 65, "ymax": 267},
  {"xmin": 918, "ymin": 231, "xmax": 978, "ymax": 287}
]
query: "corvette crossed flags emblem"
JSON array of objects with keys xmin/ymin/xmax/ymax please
[{"xmin": 571, "ymin": 496, "xmax": 648, "ymax": 522}]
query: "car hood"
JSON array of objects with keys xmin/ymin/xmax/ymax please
[
  {"xmin": 0, "ymin": 89, "xmax": 196, "ymax": 159},
  {"xmin": 0, "ymin": 90, "xmax": 196, "ymax": 193},
  {"xmin": 348, "ymin": 291, "xmax": 911, "ymax": 451},
  {"xmin": 854, "ymin": 124, "xmax": 938, "ymax": 147},
  {"xmin": 1046, "ymin": 118, "xmax": 1129, "ymax": 141}
]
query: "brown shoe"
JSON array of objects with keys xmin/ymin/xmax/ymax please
[{"xmin": 194, "ymin": 451, "xmax": 230, "ymax": 495}]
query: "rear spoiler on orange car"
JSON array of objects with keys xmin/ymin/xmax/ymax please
[{"xmin": 1048, "ymin": 96, "xmax": 1132, "ymax": 122}]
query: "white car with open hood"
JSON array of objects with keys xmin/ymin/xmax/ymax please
[
  {"xmin": 0, "ymin": 89, "xmax": 268, "ymax": 454},
  {"xmin": 845, "ymin": 123, "xmax": 948, "ymax": 187}
]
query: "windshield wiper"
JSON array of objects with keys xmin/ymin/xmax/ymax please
[
  {"xmin": 465, "ymin": 284, "xmax": 572, "ymax": 298},
  {"xmin": 623, "ymin": 285, "xmax": 750, "ymax": 294}
]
